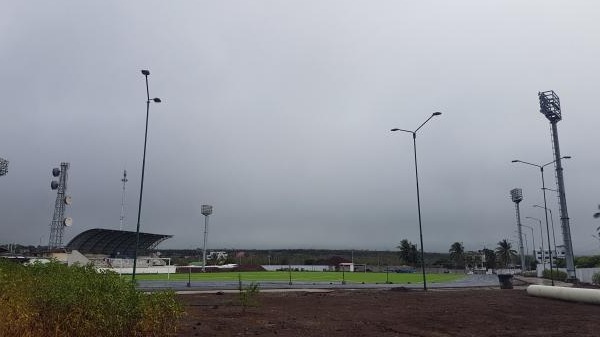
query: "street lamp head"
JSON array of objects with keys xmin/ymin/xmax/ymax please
[
  {"xmin": 152, "ymin": 98, "xmax": 161, "ymax": 103},
  {"xmin": 432, "ymin": 112, "xmax": 442, "ymax": 116},
  {"xmin": 390, "ymin": 128, "xmax": 400, "ymax": 132},
  {"xmin": 141, "ymin": 69, "xmax": 150, "ymax": 76},
  {"xmin": 563, "ymin": 156, "xmax": 571, "ymax": 159},
  {"xmin": 511, "ymin": 160, "xmax": 520, "ymax": 163}
]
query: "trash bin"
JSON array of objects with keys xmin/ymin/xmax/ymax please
[{"xmin": 497, "ymin": 274, "xmax": 513, "ymax": 289}]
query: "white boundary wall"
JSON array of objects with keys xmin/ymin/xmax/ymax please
[
  {"xmin": 98, "ymin": 266, "xmax": 177, "ymax": 275},
  {"xmin": 262, "ymin": 265, "xmax": 330, "ymax": 271},
  {"xmin": 576, "ymin": 267, "xmax": 600, "ymax": 283}
]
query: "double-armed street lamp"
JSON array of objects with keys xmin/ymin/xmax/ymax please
[
  {"xmin": 521, "ymin": 224, "xmax": 535, "ymax": 269},
  {"xmin": 391, "ymin": 111, "xmax": 442, "ymax": 291},
  {"xmin": 132, "ymin": 69, "xmax": 162, "ymax": 282},
  {"xmin": 512, "ymin": 156, "xmax": 570, "ymax": 286}
]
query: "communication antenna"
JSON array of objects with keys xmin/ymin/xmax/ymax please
[
  {"xmin": 119, "ymin": 170, "xmax": 128, "ymax": 231},
  {"xmin": 48, "ymin": 162, "xmax": 71, "ymax": 250},
  {"xmin": 539, "ymin": 90, "xmax": 576, "ymax": 281},
  {"xmin": 510, "ymin": 188, "xmax": 526, "ymax": 271},
  {"xmin": 0, "ymin": 157, "xmax": 8, "ymax": 176}
]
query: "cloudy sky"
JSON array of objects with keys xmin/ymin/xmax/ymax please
[{"xmin": 2, "ymin": 1, "xmax": 600, "ymax": 254}]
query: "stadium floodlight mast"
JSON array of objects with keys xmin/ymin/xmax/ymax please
[
  {"xmin": 512, "ymin": 156, "xmax": 570, "ymax": 286},
  {"xmin": 132, "ymin": 69, "xmax": 162, "ymax": 282},
  {"xmin": 510, "ymin": 188, "xmax": 526, "ymax": 272},
  {"xmin": 391, "ymin": 111, "xmax": 442, "ymax": 292},
  {"xmin": 201, "ymin": 205, "xmax": 213, "ymax": 272},
  {"xmin": 538, "ymin": 90, "xmax": 576, "ymax": 281},
  {"xmin": 0, "ymin": 157, "xmax": 8, "ymax": 176}
]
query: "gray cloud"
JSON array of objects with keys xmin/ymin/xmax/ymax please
[{"xmin": 1, "ymin": 1, "xmax": 600, "ymax": 254}]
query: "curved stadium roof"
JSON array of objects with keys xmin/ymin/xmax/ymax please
[{"xmin": 66, "ymin": 228, "xmax": 172, "ymax": 257}]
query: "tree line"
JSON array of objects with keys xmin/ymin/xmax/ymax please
[{"xmin": 396, "ymin": 239, "xmax": 518, "ymax": 270}]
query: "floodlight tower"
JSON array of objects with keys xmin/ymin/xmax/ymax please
[
  {"xmin": 119, "ymin": 170, "xmax": 128, "ymax": 231},
  {"xmin": 538, "ymin": 90, "xmax": 576, "ymax": 281},
  {"xmin": 201, "ymin": 205, "xmax": 213, "ymax": 272},
  {"xmin": 510, "ymin": 188, "xmax": 526, "ymax": 271},
  {"xmin": 48, "ymin": 162, "xmax": 72, "ymax": 250},
  {"xmin": 0, "ymin": 157, "xmax": 8, "ymax": 176}
]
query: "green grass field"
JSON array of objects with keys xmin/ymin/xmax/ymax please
[{"xmin": 135, "ymin": 271, "xmax": 464, "ymax": 285}]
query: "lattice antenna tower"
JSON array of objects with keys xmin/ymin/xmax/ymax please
[
  {"xmin": 120, "ymin": 169, "xmax": 128, "ymax": 231},
  {"xmin": 510, "ymin": 188, "xmax": 526, "ymax": 271},
  {"xmin": 48, "ymin": 162, "xmax": 72, "ymax": 249},
  {"xmin": 538, "ymin": 90, "xmax": 576, "ymax": 280}
]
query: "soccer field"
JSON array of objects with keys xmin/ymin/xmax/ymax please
[{"xmin": 135, "ymin": 271, "xmax": 464, "ymax": 284}]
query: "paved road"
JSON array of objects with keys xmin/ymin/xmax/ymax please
[{"xmin": 137, "ymin": 274, "xmax": 505, "ymax": 292}]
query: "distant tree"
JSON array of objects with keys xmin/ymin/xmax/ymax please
[
  {"xmin": 575, "ymin": 255, "xmax": 600, "ymax": 268},
  {"xmin": 397, "ymin": 239, "xmax": 419, "ymax": 266},
  {"xmin": 409, "ymin": 244, "xmax": 419, "ymax": 266},
  {"xmin": 448, "ymin": 242, "xmax": 465, "ymax": 269},
  {"xmin": 495, "ymin": 239, "xmax": 517, "ymax": 268}
]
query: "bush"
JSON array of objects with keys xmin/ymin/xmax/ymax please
[
  {"xmin": 592, "ymin": 272, "xmax": 600, "ymax": 285},
  {"xmin": 0, "ymin": 260, "xmax": 183, "ymax": 337},
  {"xmin": 238, "ymin": 274, "xmax": 260, "ymax": 311},
  {"xmin": 521, "ymin": 271, "xmax": 537, "ymax": 277},
  {"xmin": 542, "ymin": 268, "xmax": 567, "ymax": 282}
]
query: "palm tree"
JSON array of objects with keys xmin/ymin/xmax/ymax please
[
  {"xmin": 495, "ymin": 239, "xmax": 517, "ymax": 268},
  {"xmin": 449, "ymin": 242, "xmax": 465, "ymax": 269}
]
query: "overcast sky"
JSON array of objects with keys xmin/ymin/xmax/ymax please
[{"xmin": 2, "ymin": 1, "xmax": 600, "ymax": 254}]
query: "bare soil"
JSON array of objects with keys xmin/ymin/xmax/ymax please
[{"xmin": 176, "ymin": 288, "xmax": 600, "ymax": 337}]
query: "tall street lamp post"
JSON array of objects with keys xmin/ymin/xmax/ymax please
[
  {"xmin": 513, "ymin": 156, "xmax": 570, "ymax": 286},
  {"xmin": 132, "ymin": 69, "xmax": 162, "ymax": 282},
  {"xmin": 391, "ymin": 111, "xmax": 442, "ymax": 291}
]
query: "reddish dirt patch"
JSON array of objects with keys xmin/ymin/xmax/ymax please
[{"xmin": 177, "ymin": 288, "xmax": 600, "ymax": 337}]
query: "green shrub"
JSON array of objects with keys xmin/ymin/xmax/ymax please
[
  {"xmin": 0, "ymin": 259, "xmax": 183, "ymax": 337},
  {"xmin": 592, "ymin": 272, "xmax": 600, "ymax": 285},
  {"xmin": 521, "ymin": 271, "xmax": 537, "ymax": 277},
  {"xmin": 542, "ymin": 268, "xmax": 567, "ymax": 282},
  {"xmin": 238, "ymin": 273, "xmax": 260, "ymax": 311}
]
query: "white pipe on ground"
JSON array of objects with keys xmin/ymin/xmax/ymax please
[{"xmin": 527, "ymin": 285, "xmax": 600, "ymax": 305}]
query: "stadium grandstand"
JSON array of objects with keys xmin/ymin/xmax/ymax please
[{"xmin": 61, "ymin": 228, "xmax": 175, "ymax": 274}]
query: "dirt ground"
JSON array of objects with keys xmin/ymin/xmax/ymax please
[{"xmin": 176, "ymin": 288, "xmax": 600, "ymax": 337}]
